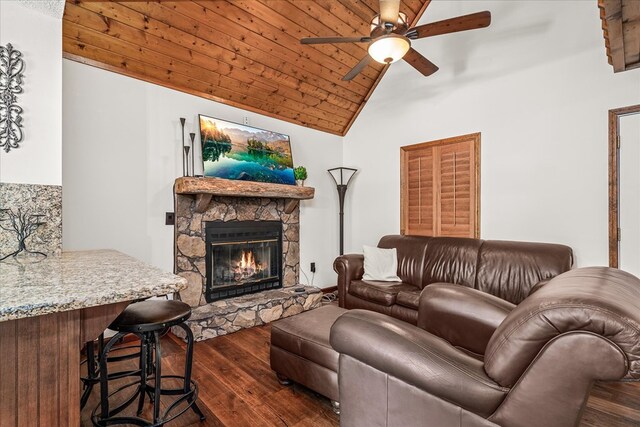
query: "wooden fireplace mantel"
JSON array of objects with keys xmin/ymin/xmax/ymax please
[{"xmin": 174, "ymin": 177, "xmax": 315, "ymax": 214}]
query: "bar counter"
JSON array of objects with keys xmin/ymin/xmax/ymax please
[{"xmin": 0, "ymin": 250, "xmax": 186, "ymax": 426}]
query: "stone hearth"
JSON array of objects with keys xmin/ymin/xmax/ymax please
[
  {"xmin": 173, "ymin": 177, "xmax": 320, "ymax": 340},
  {"xmin": 173, "ymin": 287, "xmax": 322, "ymax": 341}
]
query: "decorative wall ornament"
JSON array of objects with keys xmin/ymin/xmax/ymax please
[
  {"xmin": 0, "ymin": 207, "xmax": 47, "ymax": 261},
  {"xmin": 0, "ymin": 43, "xmax": 25, "ymax": 153}
]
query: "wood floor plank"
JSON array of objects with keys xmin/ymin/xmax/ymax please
[{"xmin": 80, "ymin": 324, "xmax": 640, "ymax": 426}]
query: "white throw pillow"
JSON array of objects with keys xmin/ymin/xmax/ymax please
[{"xmin": 362, "ymin": 245, "xmax": 402, "ymax": 282}]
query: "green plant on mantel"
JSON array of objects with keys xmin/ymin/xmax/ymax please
[{"xmin": 294, "ymin": 166, "xmax": 308, "ymax": 182}]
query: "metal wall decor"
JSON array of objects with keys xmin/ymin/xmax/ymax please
[
  {"xmin": 0, "ymin": 208, "xmax": 47, "ymax": 261},
  {"xmin": 0, "ymin": 43, "xmax": 25, "ymax": 153}
]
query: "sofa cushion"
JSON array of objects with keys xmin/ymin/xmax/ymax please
[
  {"xmin": 271, "ymin": 304, "xmax": 346, "ymax": 372},
  {"xmin": 476, "ymin": 240, "xmax": 573, "ymax": 304},
  {"xmin": 396, "ymin": 289, "xmax": 421, "ymax": 309},
  {"xmin": 378, "ymin": 235, "xmax": 431, "ymax": 286},
  {"xmin": 362, "ymin": 245, "xmax": 402, "ymax": 281},
  {"xmin": 421, "ymin": 237, "xmax": 483, "ymax": 289},
  {"xmin": 350, "ymin": 280, "xmax": 418, "ymax": 306}
]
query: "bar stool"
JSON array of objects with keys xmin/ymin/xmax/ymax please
[
  {"xmin": 91, "ymin": 300, "xmax": 205, "ymax": 426},
  {"xmin": 81, "ymin": 334, "xmax": 143, "ymax": 409}
]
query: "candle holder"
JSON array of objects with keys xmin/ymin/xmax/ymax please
[
  {"xmin": 189, "ymin": 133, "xmax": 196, "ymax": 177},
  {"xmin": 184, "ymin": 146, "xmax": 191, "ymax": 176},
  {"xmin": 179, "ymin": 117, "xmax": 186, "ymax": 176}
]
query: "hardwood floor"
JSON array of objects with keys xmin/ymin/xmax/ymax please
[
  {"xmin": 80, "ymin": 325, "xmax": 339, "ymax": 426},
  {"xmin": 81, "ymin": 324, "xmax": 640, "ymax": 426}
]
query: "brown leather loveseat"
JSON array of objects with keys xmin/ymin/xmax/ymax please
[
  {"xmin": 334, "ymin": 235, "xmax": 573, "ymax": 324},
  {"xmin": 330, "ymin": 267, "xmax": 640, "ymax": 427}
]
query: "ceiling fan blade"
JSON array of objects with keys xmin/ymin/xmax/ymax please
[
  {"xmin": 407, "ymin": 11, "xmax": 491, "ymax": 39},
  {"xmin": 403, "ymin": 48, "xmax": 439, "ymax": 76},
  {"xmin": 343, "ymin": 55, "xmax": 373, "ymax": 81},
  {"xmin": 379, "ymin": 0, "xmax": 401, "ymax": 24},
  {"xmin": 301, "ymin": 36, "xmax": 371, "ymax": 45}
]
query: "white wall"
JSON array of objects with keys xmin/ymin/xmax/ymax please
[
  {"xmin": 343, "ymin": 0, "xmax": 640, "ymax": 266},
  {"xmin": 0, "ymin": 1, "xmax": 62, "ymax": 185},
  {"xmin": 62, "ymin": 60, "xmax": 342, "ymax": 285}
]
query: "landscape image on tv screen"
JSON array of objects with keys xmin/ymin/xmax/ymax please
[{"xmin": 199, "ymin": 115, "xmax": 295, "ymax": 185}]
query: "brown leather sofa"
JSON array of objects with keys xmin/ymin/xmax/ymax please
[
  {"xmin": 330, "ymin": 267, "xmax": 640, "ymax": 427},
  {"xmin": 334, "ymin": 235, "xmax": 573, "ymax": 324}
]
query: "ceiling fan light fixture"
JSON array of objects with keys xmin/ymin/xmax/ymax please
[
  {"xmin": 370, "ymin": 12, "xmax": 408, "ymax": 31},
  {"xmin": 368, "ymin": 34, "xmax": 410, "ymax": 64}
]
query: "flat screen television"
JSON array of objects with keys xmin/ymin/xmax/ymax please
[{"xmin": 199, "ymin": 115, "xmax": 295, "ymax": 185}]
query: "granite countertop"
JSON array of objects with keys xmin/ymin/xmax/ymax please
[{"xmin": 0, "ymin": 249, "xmax": 187, "ymax": 322}]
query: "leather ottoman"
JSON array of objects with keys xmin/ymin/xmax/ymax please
[{"xmin": 270, "ymin": 304, "xmax": 346, "ymax": 404}]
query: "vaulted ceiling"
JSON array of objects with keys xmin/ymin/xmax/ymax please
[{"xmin": 62, "ymin": 0, "xmax": 431, "ymax": 136}]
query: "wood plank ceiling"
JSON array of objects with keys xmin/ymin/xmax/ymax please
[
  {"xmin": 599, "ymin": 0, "xmax": 640, "ymax": 72},
  {"xmin": 62, "ymin": 0, "xmax": 430, "ymax": 136}
]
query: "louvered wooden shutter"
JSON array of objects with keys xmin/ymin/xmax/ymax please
[
  {"xmin": 404, "ymin": 147, "xmax": 435, "ymax": 235},
  {"xmin": 401, "ymin": 133, "xmax": 479, "ymax": 238}
]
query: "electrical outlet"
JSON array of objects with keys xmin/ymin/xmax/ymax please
[
  {"xmin": 310, "ymin": 262, "xmax": 316, "ymax": 273},
  {"xmin": 243, "ymin": 116, "xmax": 249, "ymax": 125},
  {"xmin": 165, "ymin": 212, "xmax": 175, "ymax": 225}
]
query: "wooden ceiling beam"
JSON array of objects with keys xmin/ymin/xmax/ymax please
[
  {"xmin": 603, "ymin": 0, "xmax": 626, "ymax": 71},
  {"xmin": 599, "ymin": 0, "xmax": 640, "ymax": 72},
  {"xmin": 622, "ymin": 0, "xmax": 640, "ymax": 67}
]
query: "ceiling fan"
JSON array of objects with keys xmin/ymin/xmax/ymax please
[{"xmin": 300, "ymin": 0, "xmax": 491, "ymax": 81}]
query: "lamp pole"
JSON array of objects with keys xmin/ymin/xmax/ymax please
[{"xmin": 328, "ymin": 167, "xmax": 357, "ymax": 255}]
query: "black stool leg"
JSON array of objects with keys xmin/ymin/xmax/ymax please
[
  {"xmin": 98, "ymin": 331, "xmax": 129, "ymax": 419},
  {"xmin": 81, "ymin": 339, "xmax": 97, "ymax": 409},
  {"xmin": 153, "ymin": 330, "xmax": 162, "ymax": 424},
  {"xmin": 135, "ymin": 333, "xmax": 149, "ymax": 416},
  {"xmin": 177, "ymin": 323, "xmax": 206, "ymax": 421}
]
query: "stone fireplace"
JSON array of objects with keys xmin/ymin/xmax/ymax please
[{"xmin": 173, "ymin": 177, "xmax": 322, "ymax": 341}]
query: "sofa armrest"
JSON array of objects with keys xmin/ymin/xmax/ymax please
[
  {"xmin": 330, "ymin": 310, "xmax": 507, "ymax": 417},
  {"xmin": 528, "ymin": 278, "xmax": 551, "ymax": 296},
  {"xmin": 333, "ymin": 254, "xmax": 364, "ymax": 308},
  {"xmin": 417, "ymin": 284, "xmax": 515, "ymax": 356}
]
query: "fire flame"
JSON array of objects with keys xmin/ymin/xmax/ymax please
[
  {"xmin": 239, "ymin": 250, "xmax": 256, "ymax": 271},
  {"xmin": 232, "ymin": 249, "xmax": 265, "ymax": 282}
]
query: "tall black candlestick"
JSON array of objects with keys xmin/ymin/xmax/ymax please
[
  {"xmin": 180, "ymin": 118, "xmax": 186, "ymax": 176},
  {"xmin": 189, "ymin": 133, "xmax": 196, "ymax": 177}
]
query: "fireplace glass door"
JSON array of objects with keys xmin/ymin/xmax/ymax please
[
  {"xmin": 211, "ymin": 239, "xmax": 278, "ymax": 286},
  {"xmin": 205, "ymin": 220, "xmax": 283, "ymax": 302}
]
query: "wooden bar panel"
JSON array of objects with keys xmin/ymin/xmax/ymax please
[
  {"xmin": 16, "ymin": 317, "xmax": 39, "ymax": 426},
  {"xmin": 0, "ymin": 302, "xmax": 130, "ymax": 425},
  {"xmin": 0, "ymin": 320, "xmax": 17, "ymax": 427}
]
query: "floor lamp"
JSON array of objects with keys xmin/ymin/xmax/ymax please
[{"xmin": 328, "ymin": 167, "xmax": 357, "ymax": 255}]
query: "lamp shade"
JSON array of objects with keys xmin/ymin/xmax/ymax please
[{"xmin": 368, "ymin": 34, "xmax": 411, "ymax": 64}]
